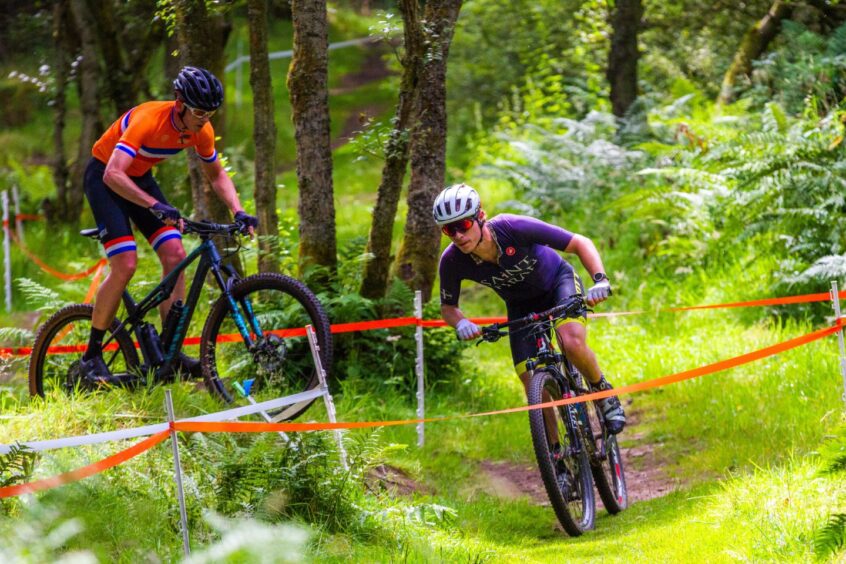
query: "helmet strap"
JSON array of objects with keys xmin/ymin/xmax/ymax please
[{"xmin": 471, "ymin": 217, "xmax": 485, "ymax": 252}]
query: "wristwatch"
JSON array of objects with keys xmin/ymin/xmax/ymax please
[{"xmin": 592, "ymin": 272, "xmax": 608, "ymax": 283}]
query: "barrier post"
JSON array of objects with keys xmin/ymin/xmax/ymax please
[
  {"xmin": 306, "ymin": 324, "xmax": 347, "ymax": 469},
  {"xmin": 164, "ymin": 390, "xmax": 191, "ymax": 556},
  {"xmin": 11, "ymin": 185, "xmax": 23, "ymax": 244},
  {"xmin": 2, "ymin": 191, "xmax": 10, "ymax": 313},
  {"xmin": 414, "ymin": 290, "xmax": 425, "ymax": 447},
  {"xmin": 830, "ymin": 281, "xmax": 846, "ymax": 405},
  {"xmin": 232, "ymin": 381, "xmax": 290, "ymax": 443}
]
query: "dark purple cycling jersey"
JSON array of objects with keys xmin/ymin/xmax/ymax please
[{"xmin": 438, "ymin": 214, "xmax": 575, "ymax": 306}]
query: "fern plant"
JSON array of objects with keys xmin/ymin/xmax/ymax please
[
  {"xmin": 814, "ymin": 513, "xmax": 846, "ymax": 559},
  {"xmin": 0, "ymin": 443, "xmax": 38, "ymax": 515}
]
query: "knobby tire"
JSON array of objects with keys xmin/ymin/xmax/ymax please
[
  {"xmin": 527, "ymin": 368, "xmax": 595, "ymax": 536},
  {"xmin": 200, "ymin": 273, "xmax": 332, "ymax": 421}
]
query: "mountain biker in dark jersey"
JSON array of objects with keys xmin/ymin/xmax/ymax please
[
  {"xmin": 79, "ymin": 66, "xmax": 259, "ymax": 384},
  {"xmin": 435, "ymin": 183, "xmax": 625, "ymax": 434}
]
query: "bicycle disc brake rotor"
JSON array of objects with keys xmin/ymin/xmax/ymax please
[
  {"xmin": 252, "ymin": 334, "xmax": 288, "ymax": 376},
  {"xmin": 557, "ymin": 458, "xmax": 580, "ymax": 501}
]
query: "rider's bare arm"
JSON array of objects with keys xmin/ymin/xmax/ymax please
[
  {"xmin": 441, "ymin": 303, "xmax": 467, "ymax": 329},
  {"xmin": 200, "ymin": 159, "xmax": 255, "ymax": 236},
  {"xmin": 564, "ymin": 234, "xmax": 607, "ymax": 281},
  {"xmin": 103, "ymin": 150, "xmax": 159, "ymax": 209},
  {"xmin": 201, "ymin": 158, "xmax": 245, "ymax": 214}
]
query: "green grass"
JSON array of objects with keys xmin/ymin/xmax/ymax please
[{"xmin": 1, "ymin": 282, "xmax": 845, "ymax": 560}]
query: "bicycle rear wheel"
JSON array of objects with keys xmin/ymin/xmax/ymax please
[
  {"xmin": 585, "ymin": 399, "xmax": 628, "ymax": 514},
  {"xmin": 200, "ymin": 273, "xmax": 332, "ymax": 421},
  {"xmin": 28, "ymin": 304, "xmax": 139, "ymax": 397},
  {"xmin": 527, "ymin": 368, "xmax": 595, "ymax": 536}
]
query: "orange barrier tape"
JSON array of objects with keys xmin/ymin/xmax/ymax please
[
  {"xmin": 10, "ymin": 288, "xmax": 846, "ymax": 358},
  {"xmin": 0, "ymin": 261, "xmax": 106, "ymax": 357},
  {"xmin": 15, "ymin": 214, "xmax": 42, "ymax": 222},
  {"xmin": 0, "ymin": 431, "xmax": 169, "ymax": 499},
  {"xmin": 1, "ymin": 322, "xmax": 841, "ymax": 497},
  {"xmin": 9, "ymin": 229, "xmax": 107, "ymax": 281},
  {"xmin": 173, "ymin": 322, "xmax": 843, "ymax": 435},
  {"xmin": 667, "ymin": 290, "xmax": 846, "ymax": 312},
  {"xmin": 83, "ymin": 261, "xmax": 105, "ymax": 304}
]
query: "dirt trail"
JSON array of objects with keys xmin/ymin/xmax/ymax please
[
  {"xmin": 476, "ymin": 406, "xmax": 681, "ymax": 506},
  {"xmin": 367, "ymin": 404, "xmax": 681, "ymax": 509}
]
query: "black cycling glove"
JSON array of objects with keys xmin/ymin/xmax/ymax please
[
  {"xmin": 234, "ymin": 210, "xmax": 259, "ymax": 234},
  {"xmin": 149, "ymin": 202, "xmax": 181, "ymax": 223}
]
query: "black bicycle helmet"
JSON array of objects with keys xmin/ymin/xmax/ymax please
[{"xmin": 173, "ymin": 66, "xmax": 224, "ymax": 111}]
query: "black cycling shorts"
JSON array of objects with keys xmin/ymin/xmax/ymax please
[
  {"xmin": 83, "ymin": 157, "xmax": 182, "ymax": 258},
  {"xmin": 506, "ymin": 260, "xmax": 587, "ymax": 375}
]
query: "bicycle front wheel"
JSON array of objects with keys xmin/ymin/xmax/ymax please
[
  {"xmin": 527, "ymin": 368, "xmax": 595, "ymax": 536},
  {"xmin": 200, "ymin": 273, "xmax": 332, "ymax": 421},
  {"xmin": 28, "ymin": 304, "xmax": 140, "ymax": 397}
]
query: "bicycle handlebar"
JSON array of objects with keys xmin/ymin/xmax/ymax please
[
  {"xmin": 182, "ymin": 218, "xmax": 244, "ymax": 236},
  {"xmin": 477, "ymin": 295, "xmax": 588, "ymax": 344}
]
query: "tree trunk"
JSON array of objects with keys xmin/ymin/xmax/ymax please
[
  {"xmin": 68, "ymin": 0, "xmax": 104, "ymax": 225},
  {"xmin": 173, "ymin": 0, "xmax": 232, "ymax": 224},
  {"xmin": 48, "ymin": 0, "xmax": 73, "ymax": 224},
  {"xmin": 90, "ymin": 0, "xmax": 133, "ymax": 113},
  {"xmin": 718, "ymin": 0, "xmax": 792, "ymax": 105},
  {"xmin": 360, "ymin": 0, "xmax": 423, "ymax": 299},
  {"xmin": 248, "ymin": 0, "xmax": 279, "ymax": 273},
  {"xmin": 393, "ymin": 0, "xmax": 462, "ymax": 303},
  {"xmin": 92, "ymin": 0, "xmax": 161, "ymax": 113},
  {"xmin": 607, "ymin": 0, "xmax": 643, "ymax": 118},
  {"xmin": 288, "ymin": 0, "xmax": 337, "ymax": 277}
]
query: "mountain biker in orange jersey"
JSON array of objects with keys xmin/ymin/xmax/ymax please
[
  {"xmin": 80, "ymin": 66, "xmax": 259, "ymax": 384},
  {"xmin": 434, "ymin": 184, "xmax": 625, "ymax": 434}
]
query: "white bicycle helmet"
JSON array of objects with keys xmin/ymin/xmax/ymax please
[{"xmin": 432, "ymin": 184, "xmax": 481, "ymax": 226}]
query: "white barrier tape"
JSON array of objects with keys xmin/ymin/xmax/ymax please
[
  {"xmin": 0, "ymin": 388, "xmax": 326, "ymax": 454},
  {"xmin": 180, "ymin": 389, "xmax": 325, "ymax": 423},
  {"xmin": 0, "ymin": 423, "xmax": 169, "ymax": 455}
]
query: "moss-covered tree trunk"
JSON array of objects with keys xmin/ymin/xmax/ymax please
[
  {"xmin": 393, "ymin": 0, "xmax": 462, "ymax": 302},
  {"xmin": 48, "ymin": 0, "xmax": 73, "ymax": 225},
  {"xmin": 173, "ymin": 0, "xmax": 232, "ymax": 224},
  {"xmin": 360, "ymin": 0, "xmax": 424, "ymax": 299},
  {"xmin": 607, "ymin": 0, "xmax": 643, "ymax": 118},
  {"xmin": 717, "ymin": 0, "xmax": 792, "ymax": 105},
  {"xmin": 248, "ymin": 0, "xmax": 279, "ymax": 274},
  {"xmin": 67, "ymin": 0, "xmax": 103, "ymax": 225},
  {"xmin": 288, "ymin": 0, "xmax": 337, "ymax": 277}
]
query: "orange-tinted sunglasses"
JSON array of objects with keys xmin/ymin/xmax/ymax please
[{"xmin": 441, "ymin": 218, "xmax": 476, "ymax": 237}]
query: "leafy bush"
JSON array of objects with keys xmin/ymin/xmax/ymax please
[
  {"xmin": 747, "ymin": 21, "xmax": 846, "ymax": 116},
  {"xmin": 312, "ymin": 238, "xmax": 464, "ymax": 395}
]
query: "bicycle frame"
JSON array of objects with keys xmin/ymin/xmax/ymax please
[
  {"xmin": 480, "ymin": 297, "xmax": 596, "ymax": 452},
  {"xmin": 103, "ymin": 222, "xmax": 258, "ymax": 380}
]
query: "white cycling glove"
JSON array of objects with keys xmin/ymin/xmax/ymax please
[
  {"xmin": 455, "ymin": 318, "xmax": 481, "ymax": 341},
  {"xmin": 586, "ymin": 280, "xmax": 611, "ymax": 304}
]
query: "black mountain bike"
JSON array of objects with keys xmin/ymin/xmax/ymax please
[
  {"xmin": 478, "ymin": 296, "xmax": 627, "ymax": 536},
  {"xmin": 28, "ymin": 218, "xmax": 332, "ymax": 421}
]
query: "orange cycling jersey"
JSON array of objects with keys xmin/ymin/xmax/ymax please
[{"xmin": 92, "ymin": 101, "xmax": 217, "ymax": 177}]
